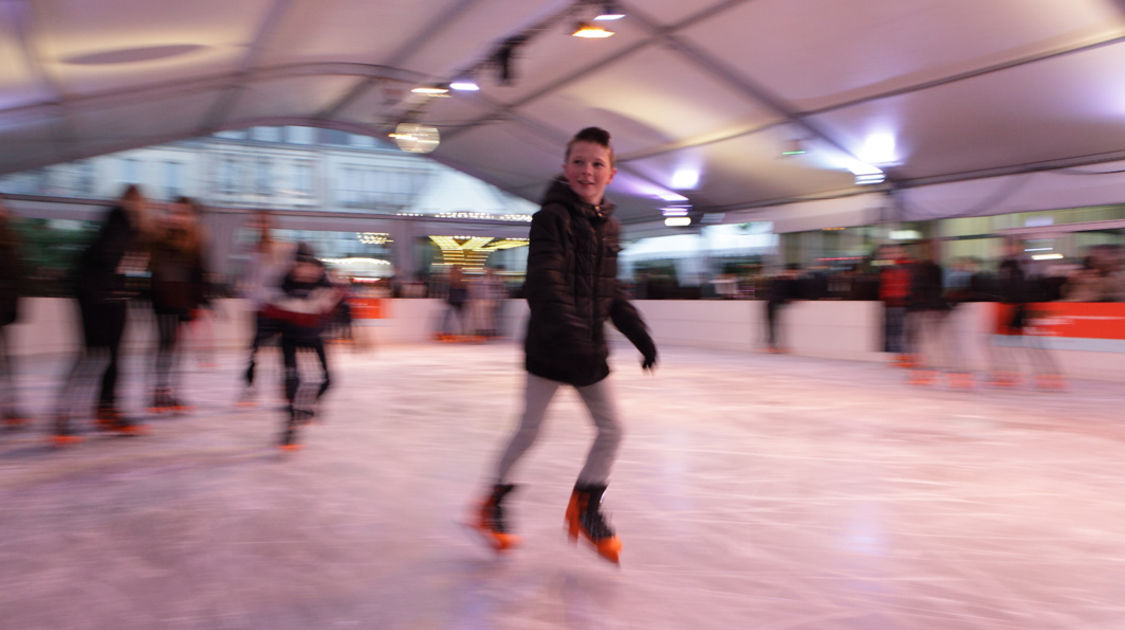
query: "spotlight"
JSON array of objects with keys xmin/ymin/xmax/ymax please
[
  {"xmin": 854, "ymin": 171, "xmax": 885, "ymax": 185},
  {"xmin": 662, "ymin": 204, "xmax": 692, "ymax": 227},
  {"xmin": 571, "ymin": 22, "xmax": 615, "ymax": 38},
  {"xmin": 450, "ymin": 79, "xmax": 480, "ymax": 92},
  {"xmin": 410, "ymin": 84, "xmax": 449, "ymax": 95},
  {"xmin": 594, "ymin": 1, "xmax": 626, "ymax": 21}
]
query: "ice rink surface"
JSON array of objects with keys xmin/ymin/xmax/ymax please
[{"xmin": 2, "ymin": 341, "xmax": 1124, "ymax": 629}]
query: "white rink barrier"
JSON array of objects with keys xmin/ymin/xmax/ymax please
[{"xmin": 8, "ymin": 298, "xmax": 1122, "ymax": 383}]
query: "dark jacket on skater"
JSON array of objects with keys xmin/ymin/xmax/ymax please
[
  {"xmin": 523, "ymin": 177, "xmax": 656, "ymax": 387},
  {"xmin": 0, "ymin": 213, "xmax": 23, "ymax": 327},
  {"xmin": 77, "ymin": 203, "xmax": 139, "ymax": 303},
  {"xmin": 908, "ymin": 259, "xmax": 947, "ymax": 313}
]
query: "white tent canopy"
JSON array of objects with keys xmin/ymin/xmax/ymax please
[
  {"xmin": 406, "ymin": 166, "xmax": 539, "ymax": 216},
  {"xmin": 2, "ymin": 0, "xmax": 1125, "ymax": 225}
]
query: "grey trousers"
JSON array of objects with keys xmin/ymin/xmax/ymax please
[{"xmin": 495, "ymin": 373, "xmax": 623, "ymax": 486}]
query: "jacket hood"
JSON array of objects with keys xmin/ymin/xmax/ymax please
[{"xmin": 541, "ymin": 176, "xmax": 615, "ymax": 220}]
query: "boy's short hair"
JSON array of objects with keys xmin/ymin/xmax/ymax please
[{"xmin": 565, "ymin": 126, "xmax": 614, "ymax": 166}]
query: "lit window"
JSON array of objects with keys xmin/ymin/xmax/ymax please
[
  {"xmin": 293, "ymin": 162, "xmax": 312, "ymax": 196},
  {"xmin": 121, "ymin": 158, "xmax": 139, "ymax": 184},
  {"xmin": 286, "ymin": 126, "xmax": 313, "ymax": 145},
  {"xmin": 252, "ymin": 126, "xmax": 281, "ymax": 142},
  {"xmin": 256, "ymin": 158, "xmax": 272, "ymax": 195},
  {"xmin": 165, "ymin": 161, "xmax": 181, "ymax": 199}
]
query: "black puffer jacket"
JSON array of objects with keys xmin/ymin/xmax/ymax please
[
  {"xmin": 75, "ymin": 205, "xmax": 136, "ymax": 303},
  {"xmin": 524, "ymin": 178, "xmax": 656, "ymax": 386}
]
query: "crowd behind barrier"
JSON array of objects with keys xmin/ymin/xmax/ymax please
[{"xmin": 3, "ymin": 187, "xmax": 1125, "ymax": 440}]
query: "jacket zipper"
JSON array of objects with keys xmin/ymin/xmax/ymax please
[{"xmin": 591, "ymin": 218, "xmax": 605, "ymax": 342}]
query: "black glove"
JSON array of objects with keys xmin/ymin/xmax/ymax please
[{"xmin": 641, "ymin": 349, "xmax": 657, "ymax": 371}]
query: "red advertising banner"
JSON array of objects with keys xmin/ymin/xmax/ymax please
[
  {"xmin": 350, "ymin": 297, "xmax": 389, "ymax": 320},
  {"xmin": 995, "ymin": 302, "xmax": 1125, "ymax": 339}
]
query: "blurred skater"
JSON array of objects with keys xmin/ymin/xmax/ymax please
[
  {"xmin": 147, "ymin": 197, "xmax": 209, "ymax": 413},
  {"xmin": 904, "ymin": 240, "xmax": 948, "ymax": 386},
  {"xmin": 238, "ymin": 210, "xmax": 295, "ymax": 405},
  {"xmin": 989, "ymin": 239, "xmax": 1064, "ymax": 390},
  {"xmin": 53, "ymin": 185, "xmax": 151, "ymax": 444},
  {"xmin": 480, "ymin": 266, "xmax": 508, "ymax": 339},
  {"xmin": 763, "ymin": 264, "xmax": 799, "ymax": 353},
  {"xmin": 0, "ymin": 198, "xmax": 30, "ymax": 427},
  {"xmin": 440, "ymin": 265, "xmax": 468, "ymax": 340},
  {"xmin": 469, "ymin": 127, "xmax": 657, "ymax": 565},
  {"xmin": 879, "ymin": 244, "xmax": 913, "ymax": 367},
  {"xmin": 260, "ymin": 243, "xmax": 343, "ymax": 450}
]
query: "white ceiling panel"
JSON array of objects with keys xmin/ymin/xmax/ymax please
[
  {"xmin": 515, "ymin": 45, "xmax": 784, "ymax": 155},
  {"xmin": 38, "ymin": 0, "xmax": 269, "ymax": 95},
  {"xmin": 626, "ymin": 0, "xmax": 744, "ymax": 28},
  {"xmin": 437, "ymin": 123, "xmax": 564, "ymax": 191},
  {"xmin": 625, "ymin": 129, "xmax": 856, "ymax": 209},
  {"xmin": 481, "ymin": 16, "xmax": 653, "ymax": 106},
  {"xmin": 680, "ymin": 0, "xmax": 1125, "ymax": 112},
  {"xmin": 263, "ymin": 0, "xmax": 453, "ymax": 68},
  {"xmin": 2, "ymin": 0, "xmax": 1125, "ymax": 221},
  {"xmin": 809, "ymin": 41, "xmax": 1125, "ymax": 181},
  {"xmin": 69, "ymin": 90, "xmax": 221, "ymax": 148},
  {"xmin": 226, "ymin": 76, "xmax": 365, "ymax": 125},
  {"xmin": 399, "ymin": 0, "xmax": 572, "ymax": 77}
]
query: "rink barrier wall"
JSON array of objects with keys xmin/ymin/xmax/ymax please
[{"xmin": 8, "ymin": 298, "xmax": 1123, "ymax": 383}]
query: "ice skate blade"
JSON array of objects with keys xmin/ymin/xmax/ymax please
[
  {"xmin": 461, "ymin": 520, "xmax": 520, "ymax": 554},
  {"xmin": 114, "ymin": 424, "xmax": 148, "ymax": 437},
  {"xmin": 50, "ymin": 434, "xmax": 84, "ymax": 447},
  {"xmin": 565, "ymin": 526, "xmax": 622, "ymax": 565}
]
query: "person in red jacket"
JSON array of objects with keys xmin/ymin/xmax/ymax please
[
  {"xmin": 879, "ymin": 244, "xmax": 913, "ymax": 367},
  {"xmin": 468, "ymin": 128, "xmax": 657, "ymax": 565}
]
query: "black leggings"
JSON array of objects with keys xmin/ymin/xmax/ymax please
[
  {"xmin": 281, "ymin": 329, "xmax": 330, "ymax": 409},
  {"xmin": 244, "ymin": 311, "xmax": 283, "ymax": 386},
  {"xmin": 154, "ymin": 311, "xmax": 186, "ymax": 390},
  {"xmin": 0, "ymin": 326, "xmax": 16, "ymax": 414},
  {"xmin": 58, "ymin": 296, "xmax": 126, "ymax": 415}
]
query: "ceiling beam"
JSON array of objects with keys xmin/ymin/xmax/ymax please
[
  {"xmin": 576, "ymin": 29, "xmax": 1125, "ymax": 166},
  {"xmin": 803, "ymin": 30, "xmax": 1125, "ymax": 117},
  {"xmin": 457, "ymin": 91, "xmax": 722, "ymax": 210},
  {"xmin": 1, "ymin": 62, "xmax": 426, "ymax": 129},
  {"xmin": 197, "ymin": 0, "xmax": 296, "ymax": 133},
  {"xmin": 621, "ymin": 2, "xmax": 878, "ymax": 185},
  {"xmin": 315, "ymin": 0, "xmax": 487, "ymax": 122},
  {"xmin": 440, "ymin": 0, "xmax": 754, "ymax": 143}
]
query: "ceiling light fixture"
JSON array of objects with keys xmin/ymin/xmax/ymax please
[
  {"xmin": 854, "ymin": 171, "xmax": 885, "ymax": 185},
  {"xmin": 450, "ymin": 79, "xmax": 480, "ymax": 92},
  {"xmin": 671, "ymin": 168, "xmax": 700, "ymax": 190},
  {"xmin": 410, "ymin": 85, "xmax": 450, "ymax": 95},
  {"xmin": 665, "ymin": 217, "xmax": 692, "ymax": 227},
  {"xmin": 572, "ymin": 22, "xmax": 615, "ymax": 38},
  {"xmin": 780, "ymin": 138, "xmax": 807, "ymax": 157},
  {"xmin": 594, "ymin": 1, "xmax": 626, "ymax": 21},
  {"xmin": 389, "ymin": 123, "xmax": 440, "ymax": 154}
]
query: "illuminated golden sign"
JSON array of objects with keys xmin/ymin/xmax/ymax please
[{"xmin": 428, "ymin": 235, "xmax": 530, "ymax": 269}]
